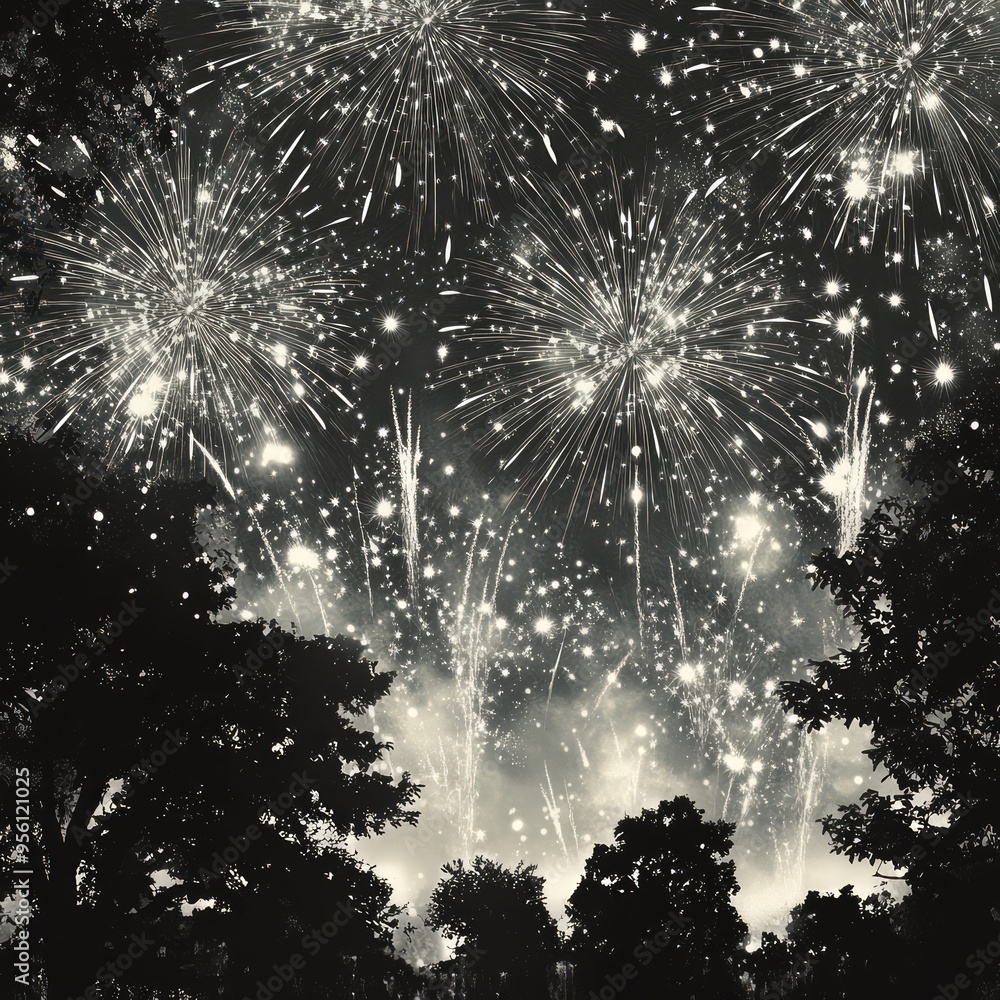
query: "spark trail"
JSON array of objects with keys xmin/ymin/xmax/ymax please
[
  {"xmin": 393, "ymin": 392, "xmax": 423, "ymax": 608},
  {"xmin": 821, "ymin": 368, "xmax": 875, "ymax": 554}
]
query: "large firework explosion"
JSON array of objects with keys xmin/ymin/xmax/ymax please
[
  {"xmin": 3, "ymin": 129, "xmax": 357, "ymax": 475},
  {"xmin": 440, "ymin": 168, "xmax": 824, "ymax": 525},
  {"xmin": 663, "ymin": 0, "xmax": 1000, "ymax": 265},
  {"xmin": 206, "ymin": 0, "xmax": 611, "ymax": 230}
]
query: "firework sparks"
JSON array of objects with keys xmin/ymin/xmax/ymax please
[
  {"xmin": 8, "ymin": 130, "xmax": 355, "ymax": 475},
  {"xmin": 392, "ymin": 391, "xmax": 423, "ymax": 607},
  {"xmin": 820, "ymin": 368, "xmax": 875, "ymax": 554},
  {"xmin": 209, "ymin": 0, "xmax": 608, "ymax": 230},
  {"xmin": 632, "ymin": 477, "xmax": 644, "ymax": 643},
  {"xmin": 775, "ymin": 727, "xmax": 830, "ymax": 909},
  {"xmin": 216, "ymin": 410, "xmax": 837, "ymax": 895},
  {"xmin": 448, "ymin": 518, "xmax": 513, "ymax": 856},
  {"xmin": 0, "ymin": 0, "xmax": 971, "ymax": 950},
  {"xmin": 443, "ymin": 171, "xmax": 821, "ymax": 524},
  {"xmin": 670, "ymin": 0, "xmax": 1000, "ymax": 261}
]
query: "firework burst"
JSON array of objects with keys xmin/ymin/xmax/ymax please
[
  {"xmin": 6, "ymin": 130, "xmax": 356, "ymax": 475},
  {"xmin": 668, "ymin": 0, "xmax": 1000, "ymax": 263},
  {"xmin": 208, "ymin": 0, "xmax": 607, "ymax": 230},
  {"xmin": 442, "ymin": 171, "xmax": 821, "ymax": 526}
]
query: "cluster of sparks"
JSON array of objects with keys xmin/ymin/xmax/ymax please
[
  {"xmin": 442, "ymin": 172, "xmax": 823, "ymax": 524},
  {"xmin": 202, "ymin": 406, "xmax": 841, "ymax": 893}
]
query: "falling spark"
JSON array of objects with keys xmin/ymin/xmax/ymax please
[{"xmin": 392, "ymin": 392, "xmax": 423, "ymax": 607}]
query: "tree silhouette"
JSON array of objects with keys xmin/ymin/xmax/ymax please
[
  {"xmin": 780, "ymin": 886, "xmax": 900, "ymax": 999},
  {"xmin": 0, "ymin": 0, "xmax": 178, "ymax": 305},
  {"xmin": 0, "ymin": 426, "xmax": 420, "ymax": 999},
  {"xmin": 425, "ymin": 856, "xmax": 561, "ymax": 1000},
  {"xmin": 566, "ymin": 795, "xmax": 748, "ymax": 1000},
  {"xmin": 746, "ymin": 931, "xmax": 794, "ymax": 1000},
  {"xmin": 779, "ymin": 382, "xmax": 1000, "ymax": 961}
]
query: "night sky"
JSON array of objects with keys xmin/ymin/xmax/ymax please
[{"xmin": 8, "ymin": 0, "xmax": 1000, "ymax": 961}]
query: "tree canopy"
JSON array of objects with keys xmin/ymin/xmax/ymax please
[
  {"xmin": 0, "ymin": 425, "xmax": 420, "ymax": 999},
  {"xmin": 779, "ymin": 382, "xmax": 1000, "ymax": 981},
  {"xmin": 426, "ymin": 855, "xmax": 561, "ymax": 1000},
  {"xmin": 566, "ymin": 795, "xmax": 748, "ymax": 1000}
]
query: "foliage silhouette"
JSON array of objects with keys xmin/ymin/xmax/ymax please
[
  {"xmin": 780, "ymin": 380, "xmax": 1000, "ymax": 994},
  {"xmin": 0, "ymin": 425, "xmax": 420, "ymax": 999},
  {"xmin": 426, "ymin": 856, "xmax": 561, "ymax": 1000},
  {"xmin": 566, "ymin": 795, "xmax": 748, "ymax": 1000}
]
